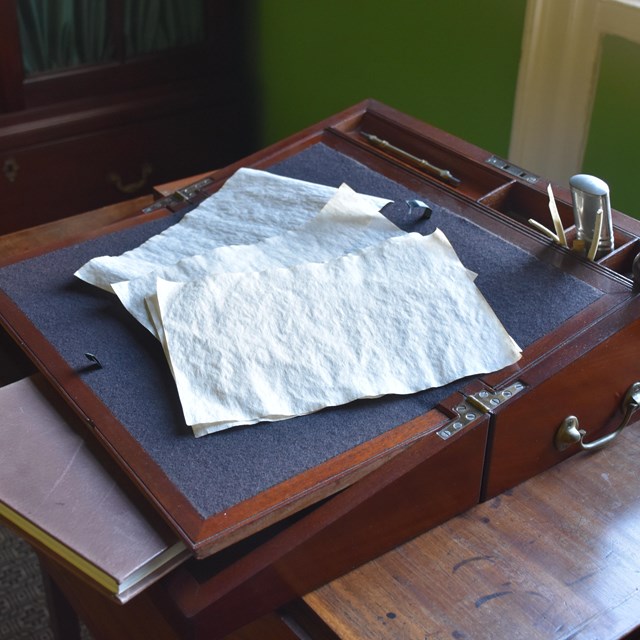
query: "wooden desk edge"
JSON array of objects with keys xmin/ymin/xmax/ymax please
[{"xmin": 0, "ymin": 195, "xmax": 154, "ymax": 263}]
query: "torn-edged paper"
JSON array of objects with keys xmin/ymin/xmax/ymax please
[
  {"xmin": 75, "ymin": 168, "xmax": 389, "ymax": 291},
  {"xmin": 155, "ymin": 230, "xmax": 522, "ymax": 437},
  {"xmin": 112, "ymin": 184, "xmax": 404, "ymax": 336}
]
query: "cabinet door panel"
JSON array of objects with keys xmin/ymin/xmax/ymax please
[{"xmin": 0, "ymin": 106, "xmax": 244, "ymax": 234}]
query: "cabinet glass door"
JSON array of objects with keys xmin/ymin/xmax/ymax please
[
  {"xmin": 123, "ymin": 0, "xmax": 204, "ymax": 57},
  {"xmin": 17, "ymin": 0, "xmax": 114, "ymax": 75},
  {"xmin": 17, "ymin": 0, "xmax": 205, "ymax": 77}
]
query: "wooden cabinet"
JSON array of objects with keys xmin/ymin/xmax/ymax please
[{"xmin": 0, "ymin": 1, "xmax": 257, "ymax": 235}]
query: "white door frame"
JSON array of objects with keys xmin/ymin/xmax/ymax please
[{"xmin": 509, "ymin": 0, "xmax": 640, "ymax": 184}]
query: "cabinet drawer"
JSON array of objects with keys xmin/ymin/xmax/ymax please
[
  {"xmin": 484, "ymin": 318, "xmax": 640, "ymax": 498},
  {"xmin": 0, "ymin": 105, "xmax": 245, "ymax": 235}
]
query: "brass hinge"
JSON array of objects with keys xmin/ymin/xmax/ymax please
[
  {"xmin": 437, "ymin": 381, "xmax": 525, "ymax": 440},
  {"xmin": 466, "ymin": 381, "xmax": 526, "ymax": 413},
  {"xmin": 142, "ymin": 177, "xmax": 215, "ymax": 214}
]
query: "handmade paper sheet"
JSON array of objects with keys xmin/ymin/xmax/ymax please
[
  {"xmin": 112, "ymin": 184, "xmax": 403, "ymax": 335},
  {"xmin": 75, "ymin": 169, "xmax": 388, "ymax": 291},
  {"xmin": 156, "ymin": 230, "xmax": 521, "ymax": 437}
]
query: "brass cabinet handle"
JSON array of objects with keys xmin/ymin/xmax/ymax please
[
  {"xmin": 107, "ymin": 162, "xmax": 153, "ymax": 194},
  {"xmin": 554, "ymin": 381, "xmax": 640, "ymax": 452}
]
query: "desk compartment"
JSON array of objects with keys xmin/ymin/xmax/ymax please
[
  {"xmin": 599, "ymin": 237, "xmax": 640, "ymax": 279},
  {"xmin": 479, "ymin": 181, "xmax": 639, "ymax": 279},
  {"xmin": 335, "ymin": 109, "xmax": 512, "ymax": 200},
  {"xmin": 479, "ymin": 180, "xmax": 573, "ymax": 230}
]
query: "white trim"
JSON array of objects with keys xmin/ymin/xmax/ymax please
[
  {"xmin": 600, "ymin": 0, "xmax": 640, "ymax": 43},
  {"xmin": 509, "ymin": 0, "xmax": 640, "ymax": 184}
]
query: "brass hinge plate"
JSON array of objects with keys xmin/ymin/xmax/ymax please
[
  {"xmin": 466, "ymin": 381, "xmax": 526, "ymax": 413},
  {"xmin": 436, "ymin": 398, "xmax": 483, "ymax": 440},
  {"xmin": 437, "ymin": 381, "xmax": 526, "ymax": 440}
]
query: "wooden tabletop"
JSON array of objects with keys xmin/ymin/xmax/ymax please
[{"xmin": 302, "ymin": 421, "xmax": 640, "ymax": 639}]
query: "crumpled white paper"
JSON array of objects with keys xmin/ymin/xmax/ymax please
[
  {"xmin": 75, "ymin": 168, "xmax": 389, "ymax": 291},
  {"xmin": 112, "ymin": 184, "xmax": 403, "ymax": 336},
  {"xmin": 156, "ymin": 230, "xmax": 522, "ymax": 437}
]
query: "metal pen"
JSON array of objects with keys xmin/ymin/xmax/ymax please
[{"xmin": 361, "ymin": 132, "xmax": 461, "ymax": 187}]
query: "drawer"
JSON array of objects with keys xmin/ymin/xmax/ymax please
[
  {"xmin": 0, "ymin": 105, "xmax": 247, "ymax": 235},
  {"xmin": 483, "ymin": 317, "xmax": 640, "ymax": 499}
]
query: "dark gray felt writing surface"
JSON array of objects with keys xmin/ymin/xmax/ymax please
[{"xmin": 0, "ymin": 144, "xmax": 601, "ymax": 517}]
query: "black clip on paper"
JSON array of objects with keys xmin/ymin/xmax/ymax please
[
  {"xmin": 406, "ymin": 199, "xmax": 432, "ymax": 220},
  {"xmin": 380, "ymin": 200, "xmax": 432, "ymax": 225}
]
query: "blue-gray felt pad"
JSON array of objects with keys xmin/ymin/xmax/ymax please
[{"xmin": 0, "ymin": 144, "xmax": 601, "ymax": 517}]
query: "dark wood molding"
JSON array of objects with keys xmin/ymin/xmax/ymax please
[{"xmin": 0, "ymin": 0, "xmax": 24, "ymax": 112}]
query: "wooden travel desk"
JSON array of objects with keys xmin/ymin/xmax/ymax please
[{"xmin": 1, "ymin": 100, "xmax": 640, "ymax": 638}]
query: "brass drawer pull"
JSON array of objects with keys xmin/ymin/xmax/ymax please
[
  {"xmin": 554, "ymin": 381, "xmax": 640, "ymax": 451},
  {"xmin": 107, "ymin": 162, "xmax": 153, "ymax": 194}
]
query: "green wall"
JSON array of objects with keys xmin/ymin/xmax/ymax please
[
  {"xmin": 583, "ymin": 35, "xmax": 640, "ymax": 219},
  {"xmin": 256, "ymin": 1, "xmax": 527, "ymax": 157},
  {"xmin": 256, "ymin": 4, "xmax": 640, "ymax": 220}
]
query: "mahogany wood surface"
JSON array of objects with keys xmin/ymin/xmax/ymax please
[
  {"xmin": 0, "ymin": 0, "xmax": 256, "ymax": 233},
  {"xmin": 160, "ymin": 415, "xmax": 488, "ymax": 639},
  {"xmin": 302, "ymin": 419, "xmax": 640, "ymax": 640},
  {"xmin": 30, "ymin": 415, "xmax": 640, "ymax": 640},
  {"xmin": 1, "ymin": 100, "xmax": 632, "ymax": 563},
  {"xmin": 0, "ymin": 95, "xmax": 247, "ymax": 235},
  {"xmin": 1, "ymin": 98, "xmax": 639, "ymax": 560},
  {"xmin": 4, "ymin": 100, "xmax": 514, "ymax": 559},
  {"xmin": 153, "ymin": 171, "xmax": 217, "ymax": 197},
  {"xmin": 485, "ymin": 307, "xmax": 640, "ymax": 498},
  {"xmin": 0, "ymin": 194, "xmax": 152, "ymax": 261}
]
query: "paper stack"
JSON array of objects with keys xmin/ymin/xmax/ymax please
[{"xmin": 76, "ymin": 170, "xmax": 521, "ymax": 437}]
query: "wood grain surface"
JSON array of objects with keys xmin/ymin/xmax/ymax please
[{"xmin": 303, "ymin": 420, "xmax": 640, "ymax": 639}]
